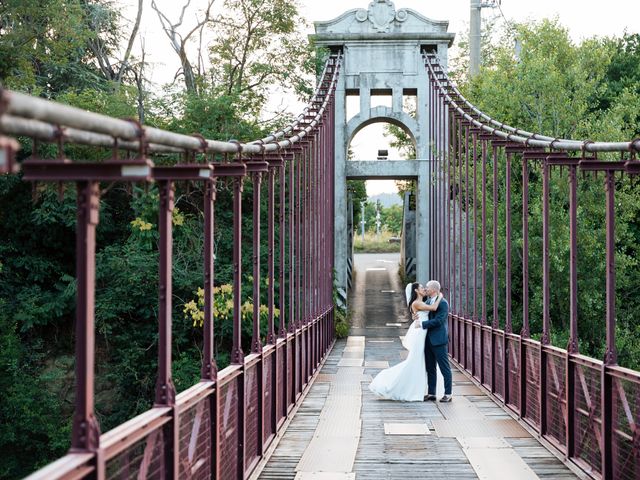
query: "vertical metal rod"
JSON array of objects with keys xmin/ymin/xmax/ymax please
[
  {"xmin": 278, "ymin": 160, "xmax": 286, "ymax": 338},
  {"xmin": 601, "ymin": 169, "xmax": 617, "ymax": 480},
  {"xmin": 430, "ymin": 82, "xmax": 434, "ymax": 279},
  {"xmin": 568, "ymin": 165, "xmax": 579, "ymax": 354},
  {"xmin": 70, "ymin": 180, "xmax": 101, "ymax": 452},
  {"xmin": 267, "ymin": 166, "xmax": 276, "ymax": 345},
  {"xmin": 492, "ymin": 145, "xmax": 499, "ymax": 329},
  {"xmin": 465, "ymin": 124, "xmax": 470, "ymax": 318},
  {"xmin": 505, "ymin": 152, "xmax": 512, "ymax": 334},
  {"xmin": 565, "ymin": 164, "xmax": 578, "ymax": 460},
  {"xmin": 296, "ymin": 149, "xmax": 302, "ymax": 332},
  {"xmin": 231, "ymin": 175, "xmax": 245, "ymax": 364},
  {"xmin": 542, "ymin": 161, "xmax": 550, "ymax": 344},
  {"xmin": 540, "ymin": 159, "xmax": 550, "ymax": 439},
  {"xmin": 458, "ymin": 119, "xmax": 463, "ymax": 317},
  {"xmin": 452, "ymin": 116, "xmax": 458, "ymax": 316},
  {"xmin": 288, "ymin": 156, "xmax": 296, "ymax": 334},
  {"xmin": 202, "ymin": 180, "xmax": 217, "ymax": 379},
  {"xmin": 473, "ymin": 132, "xmax": 478, "ymax": 322},
  {"xmin": 481, "ymin": 140, "xmax": 487, "ymax": 387},
  {"xmin": 471, "ymin": 131, "xmax": 478, "ymax": 378},
  {"xmin": 251, "ymin": 170, "xmax": 263, "ymax": 354},
  {"xmin": 443, "ymin": 109, "xmax": 457, "ymax": 318},
  {"xmin": 295, "ymin": 146, "xmax": 303, "ymax": 393},
  {"xmin": 604, "ymin": 171, "xmax": 617, "ymax": 365},
  {"xmin": 522, "ymin": 159, "xmax": 530, "ymax": 338},
  {"xmin": 439, "ymin": 89, "xmax": 444, "ymax": 284},
  {"xmin": 481, "ymin": 141, "xmax": 487, "ymax": 325},
  {"xmin": 491, "ymin": 144, "xmax": 500, "ymax": 396},
  {"xmin": 279, "ymin": 157, "xmax": 288, "ymax": 420},
  {"xmin": 155, "ymin": 180, "xmax": 178, "ymax": 478},
  {"xmin": 504, "ymin": 151, "xmax": 512, "ymax": 406},
  {"xmin": 520, "ymin": 157, "xmax": 530, "ymax": 419},
  {"xmin": 155, "ymin": 180, "xmax": 178, "ymax": 403}
]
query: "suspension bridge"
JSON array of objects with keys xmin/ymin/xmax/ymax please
[{"xmin": 1, "ymin": 1, "xmax": 639, "ymax": 479}]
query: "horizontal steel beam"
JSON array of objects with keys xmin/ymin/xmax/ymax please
[{"xmin": 345, "ymin": 159, "xmax": 421, "ymax": 179}]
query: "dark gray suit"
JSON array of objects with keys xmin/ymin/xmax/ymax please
[{"xmin": 421, "ymin": 298, "xmax": 452, "ymax": 395}]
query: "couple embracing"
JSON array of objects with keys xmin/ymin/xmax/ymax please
[{"xmin": 369, "ymin": 280, "xmax": 453, "ymax": 402}]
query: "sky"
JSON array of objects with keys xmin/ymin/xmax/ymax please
[{"xmin": 124, "ymin": 0, "xmax": 640, "ymax": 195}]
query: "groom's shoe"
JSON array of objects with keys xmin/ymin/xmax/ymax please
[
  {"xmin": 439, "ymin": 395, "xmax": 453, "ymax": 403},
  {"xmin": 423, "ymin": 394, "xmax": 437, "ymax": 401}
]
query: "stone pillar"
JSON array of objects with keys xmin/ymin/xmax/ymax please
[
  {"xmin": 334, "ymin": 74, "xmax": 348, "ymax": 309},
  {"xmin": 416, "ymin": 159, "xmax": 430, "ymax": 282}
]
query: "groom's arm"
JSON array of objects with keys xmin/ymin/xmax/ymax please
[{"xmin": 421, "ymin": 300, "xmax": 448, "ymax": 330}]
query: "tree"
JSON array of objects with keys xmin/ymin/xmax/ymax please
[
  {"xmin": 84, "ymin": 0, "xmax": 144, "ymax": 88},
  {"xmin": 151, "ymin": 0, "xmax": 214, "ymax": 95},
  {"xmin": 209, "ymin": 0, "xmax": 314, "ymax": 117},
  {"xmin": 0, "ymin": 0, "xmax": 112, "ymax": 95}
]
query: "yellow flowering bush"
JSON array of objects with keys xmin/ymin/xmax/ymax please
[
  {"xmin": 183, "ymin": 284, "xmax": 279, "ymax": 331},
  {"xmin": 172, "ymin": 208, "xmax": 185, "ymax": 226},
  {"xmin": 130, "ymin": 217, "xmax": 153, "ymax": 231}
]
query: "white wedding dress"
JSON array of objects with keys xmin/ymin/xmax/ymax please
[{"xmin": 368, "ymin": 311, "xmax": 429, "ymax": 401}]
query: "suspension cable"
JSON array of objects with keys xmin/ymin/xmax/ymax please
[
  {"xmin": 424, "ymin": 53, "xmax": 640, "ymax": 153},
  {"xmin": 0, "ymin": 54, "xmax": 342, "ymax": 157}
]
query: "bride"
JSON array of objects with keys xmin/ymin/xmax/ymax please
[{"xmin": 368, "ymin": 282, "xmax": 443, "ymax": 401}]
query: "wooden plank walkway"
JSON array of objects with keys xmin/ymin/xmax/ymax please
[{"xmin": 256, "ymin": 254, "xmax": 582, "ymax": 480}]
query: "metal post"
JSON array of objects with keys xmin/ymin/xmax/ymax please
[
  {"xmin": 540, "ymin": 159, "xmax": 551, "ymax": 438},
  {"xmin": 70, "ymin": 180, "xmax": 101, "ymax": 453},
  {"xmin": 231, "ymin": 175, "xmax": 245, "ymax": 364},
  {"xmin": 278, "ymin": 161, "xmax": 287, "ymax": 339},
  {"xmin": 481, "ymin": 140, "xmax": 488, "ymax": 387},
  {"xmin": 492, "ymin": 144, "xmax": 500, "ymax": 395},
  {"xmin": 267, "ymin": 164, "xmax": 276, "ymax": 345},
  {"xmin": 465, "ymin": 125, "xmax": 470, "ymax": 320},
  {"xmin": 252, "ymin": 169, "xmax": 263, "ymax": 354},
  {"xmin": 202, "ymin": 180, "xmax": 217, "ymax": 379},
  {"xmin": 566, "ymin": 164, "xmax": 578, "ymax": 460},
  {"xmin": 492, "ymin": 145, "xmax": 500, "ymax": 330},
  {"xmin": 155, "ymin": 180, "xmax": 178, "ymax": 478},
  {"xmin": 520, "ymin": 156, "xmax": 530, "ymax": 419},
  {"xmin": 505, "ymin": 152, "xmax": 512, "ymax": 335},
  {"xmin": 602, "ymin": 169, "xmax": 617, "ymax": 480}
]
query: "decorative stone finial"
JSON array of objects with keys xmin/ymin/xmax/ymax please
[{"xmin": 355, "ymin": 0, "xmax": 408, "ymax": 32}]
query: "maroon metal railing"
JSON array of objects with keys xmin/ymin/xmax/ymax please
[
  {"xmin": 2, "ymin": 55, "xmax": 342, "ymax": 480},
  {"xmin": 426, "ymin": 53, "xmax": 640, "ymax": 480}
]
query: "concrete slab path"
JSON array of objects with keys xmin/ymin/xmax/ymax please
[{"xmin": 256, "ymin": 253, "xmax": 581, "ymax": 480}]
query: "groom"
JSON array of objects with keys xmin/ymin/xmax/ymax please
[{"xmin": 415, "ymin": 280, "xmax": 452, "ymax": 402}]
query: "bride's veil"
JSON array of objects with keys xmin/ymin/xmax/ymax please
[
  {"xmin": 405, "ymin": 283, "xmax": 413, "ymax": 306},
  {"xmin": 401, "ymin": 283, "xmax": 417, "ymax": 350}
]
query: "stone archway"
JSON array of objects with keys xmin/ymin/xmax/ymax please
[{"xmin": 311, "ymin": 0, "xmax": 455, "ymax": 306}]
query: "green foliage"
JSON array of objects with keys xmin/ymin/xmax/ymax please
[
  {"xmin": 333, "ymin": 293, "xmax": 349, "ymax": 339},
  {"xmin": 353, "ymin": 231, "xmax": 401, "ymax": 254},
  {"xmin": 0, "ymin": 0, "xmax": 116, "ymax": 95},
  {"xmin": 209, "ymin": 0, "xmax": 315, "ymax": 112},
  {"xmin": 347, "ymin": 180, "xmax": 367, "ymax": 227},
  {"xmin": 455, "ymin": 19, "xmax": 640, "ymax": 369},
  {"xmin": 361, "ymin": 202, "xmax": 402, "ymax": 236}
]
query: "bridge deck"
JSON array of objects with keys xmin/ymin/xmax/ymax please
[{"xmin": 257, "ymin": 254, "xmax": 581, "ymax": 480}]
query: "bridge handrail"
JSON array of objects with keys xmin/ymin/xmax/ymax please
[
  {"xmin": 0, "ymin": 55, "xmax": 342, "ymax": 159},
  {"xmin": 424, "ymin": 54, "xmax": 640, "ymax": 154}
]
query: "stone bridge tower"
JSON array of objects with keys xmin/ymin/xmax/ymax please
[{"xmin": 312, "ymin": 0, "xmax": 454, "ymax": 305}]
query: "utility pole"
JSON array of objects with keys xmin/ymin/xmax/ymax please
[
  {"xmin": 375, "ymin": 201, "xmax": 381, "ymax": 239},
  {"xmin": 470, "ymin": 0, "xmax": 482, "ymax": 77},
  {"xmin": 469, "ymin": 0, "xmax": 501, "ymax": 78}
]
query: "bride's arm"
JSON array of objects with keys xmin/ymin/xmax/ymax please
[{"xmin": 412, "ymin": 294, "xmax": 443, "ymax": 312}]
